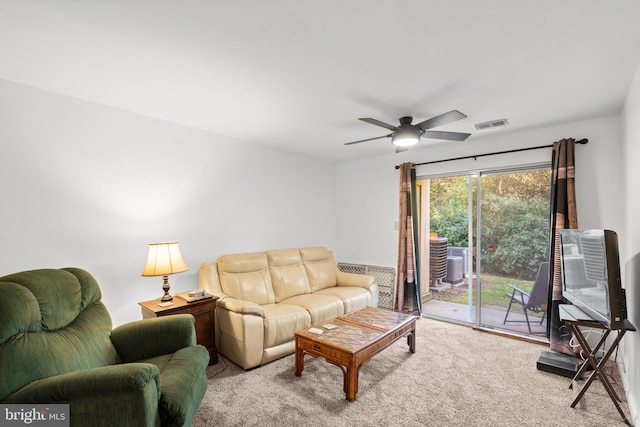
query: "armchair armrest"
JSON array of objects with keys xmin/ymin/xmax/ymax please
[
  {"xmin": 217, "ymin": 297, "xmax": 265, "ymax": 317},
  {"xmin": 505, "ymin": 284, "xmax": 531, "ymax": 298},
  {"xmin": 337, "ymin": 271, "xmax": 376, "ymax": 289},
  {"xmin": 111, "ymin": 315, "xmax": 197, "ymax": 363},
  {"xmin": 5, "ymin": 363, "xmax": 160, "ymax": 403}
]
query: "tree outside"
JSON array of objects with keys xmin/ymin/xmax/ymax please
[
  {"xmin": 429, "ymin": 170, "xmax": 551, "ymax": 282},
  {"xmin": 430, "ymin": 175, "xmax": 471, "ymax": 248},
  {"xmin": 480, "ymin": 171, "xmax": 551, "ymax": 281}
]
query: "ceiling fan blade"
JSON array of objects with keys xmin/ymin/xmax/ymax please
[
  {"xmin": 415, "ymin": 110, "xmax": 467, "ymax": 131},
  {"xmin": 359, "ymin": 118, "xmax": 398, "ymax": 131},
  {"xmin": 422, "ymin": 130, "xmax": 471, "ymax": 141},
  {"xmin": 395, "ymin": 146, "xmax": 409, "ymax": 153},
  {"xmin": 344, "ymin": 134, "xmax": 392, "ymax": 145}
]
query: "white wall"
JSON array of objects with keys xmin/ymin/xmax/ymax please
[
  {"xmin": 0, "ymin": 79, "xmax": 336, "ymax": 326},
  {"xmin": 622, "ymin": 60, "xmax": 640, "ymax": 426}
]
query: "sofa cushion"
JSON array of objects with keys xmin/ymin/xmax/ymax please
[
  {"xmin": 267, "ymin": 249, "xmax": 311, "ymax": 302},
  {"xmin": 217, "ymin": 252, "xmax": 275, "ymax": 305},
  {"xmin": 261, "ymin": 304, "xmax": 310, "ymax": 348},
  {"xmin": 280, "ymin": 293, "xmax": 344, "ymax": 324},
  {"xmin": 314, "ymin": 286, "xmax": 372, "ymax": 313},
  {"xmin": 300, "ymin": 247, "xmax": 338, "ymax": 292}
]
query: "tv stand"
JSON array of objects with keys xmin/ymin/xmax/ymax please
[{"xmin": 559, "ymin": 304, "xmax": 636, "ymax": 426}]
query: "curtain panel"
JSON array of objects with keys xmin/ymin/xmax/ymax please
[
  {"xmin": 395, "ymin": 163, "xmax": 421, "ymax": 314},
  {"xmin": 547, "ymin": 138, "xmax": 578, "ymax": 355}
]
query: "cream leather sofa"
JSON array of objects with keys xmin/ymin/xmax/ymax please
[{"xmin": 199, "ymin": 247, "xmax": 378, "ymax": 369}]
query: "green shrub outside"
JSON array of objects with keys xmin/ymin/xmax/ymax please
[
  {"xmin": 429, "ymin": 171, "xmax": 550, "ymax": 282},
  {"xmin": 480, "ymin": 193, "xmax": 549, "ymax": 281}
]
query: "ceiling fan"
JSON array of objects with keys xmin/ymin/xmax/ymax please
[{"xmin": 344, "ymin": 110, "xmax": 471, "ymax": 152}]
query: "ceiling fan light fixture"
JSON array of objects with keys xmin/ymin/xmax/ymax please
[
  {"xmin": 345, "ymin": 110, "xmax": 470, "ymax": 150},
  {"xmin": 391, "ymin": 127, "xmax": 420, "ymax": 147}
]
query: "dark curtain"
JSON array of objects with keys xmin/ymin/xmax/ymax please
[
  {"xmin": 547, "ymin": 138, "xmax": 578, "ymax": 355},
  {"xmin": 395, "ymin": 163, "xmax": 421, "ymax": 314}
]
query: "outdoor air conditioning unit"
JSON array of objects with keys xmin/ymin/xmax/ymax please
[
  {"xmin": 430, "ymin": 237, "xmax": 448, "ymax": 288},
  {"xmin": 446, "ymin": 256, "xmax": 464, "ymax": 284},
  {"xmin": 448, "ymin": 246, "xmax": 469, "ymax": 277}
]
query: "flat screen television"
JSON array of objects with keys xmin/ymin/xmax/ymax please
[{"xmin": 559, "ymin": 229, "xmax": 627, "ymax": 330}]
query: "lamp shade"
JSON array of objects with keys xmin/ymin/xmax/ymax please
[{"xmin": 141, "ymin": 242, "xmax": 188, "ymax": 276}]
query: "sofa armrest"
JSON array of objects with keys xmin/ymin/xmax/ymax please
[
  {"xmin": 217, "ymin": 297, "xmax": 265, "ymax": 317},
  {"xmin": 5, "ymin": 363, "xmax": 160, "ymax": 403},
  {"xmin": 337, "ymin": 271, "xmax": 376, "ymax": 289},
  {"xmin": 111, "ymin": 315, "xmax": 197, "ymax": 363}
]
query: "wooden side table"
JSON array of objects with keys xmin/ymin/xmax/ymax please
[{"xmin": 138, "ymin": 296, "xmax": 218, "ymax": 365}]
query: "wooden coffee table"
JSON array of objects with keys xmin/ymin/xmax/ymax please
[{"xmin": 294, "ymin": 306, "xmax": 416, "ymax": 401}]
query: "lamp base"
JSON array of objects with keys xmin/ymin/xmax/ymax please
[{"xmin": 161, "ymin": 275, "xmax": 173, "ymax": 301}]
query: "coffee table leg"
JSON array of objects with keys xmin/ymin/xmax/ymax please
[
  {"xmin": 346, "ymin": 360, "xmax": 358, "ymax": 401},
  {"xmin": 295, "ymin": 345, "xmax": 304, "ymax": 377},
  {"xmin": 408, "ymin": 326, "xmax": 416, "ymax": 353}
]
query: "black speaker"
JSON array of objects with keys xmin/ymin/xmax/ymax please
[{"xmin": 536, "ymin": 350, "xmax": 580, "ymax": 378}]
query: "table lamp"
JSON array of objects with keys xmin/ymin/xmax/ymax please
[{"xmin": 141, "ymin": 241, "xmax": 188, "ymax": 301}]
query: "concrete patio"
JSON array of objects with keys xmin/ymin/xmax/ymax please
[{"xmin": 422, "ymin": 299, "xmax": 548, "ymax": 337}]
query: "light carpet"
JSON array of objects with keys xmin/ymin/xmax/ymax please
[{"xmin": 193, "ymin": 317, "xmax": 631, "ymax": 426}]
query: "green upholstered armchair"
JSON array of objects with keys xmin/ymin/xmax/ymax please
[{"xmin": 0, "ymin": 268, "xmax": 209, "ymax": 427}]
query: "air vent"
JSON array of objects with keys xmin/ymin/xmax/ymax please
[{"xmin": 475, "ymin": 118, "xmax": 509, "ymax": 133}]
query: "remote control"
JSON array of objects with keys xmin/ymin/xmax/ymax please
[{"xmin": 308, "ymin": 327, "xmax": 323, "ymax": 334}]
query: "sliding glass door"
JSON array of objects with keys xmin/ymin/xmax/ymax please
[
  {"xmin": 418, "ymin": 174, "xmax": 476, "ymax": 323},
  {"xmin": 420, "ymin": 165, "xmax": 551, "ymax": 338}
]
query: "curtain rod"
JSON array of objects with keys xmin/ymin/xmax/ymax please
[{"xmin": 394, "ymin": 138, "xmax": 588, "ymax": 169}]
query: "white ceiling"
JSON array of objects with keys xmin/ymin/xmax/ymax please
[{"xmin": 1, "ymin": 0, "xmax": 640, "ymax": 162}]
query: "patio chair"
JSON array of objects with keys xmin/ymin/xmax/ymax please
[{"xmin": 503, "ymin": 262, "xmax": 549, "ymax": 334}]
